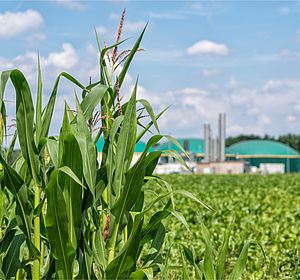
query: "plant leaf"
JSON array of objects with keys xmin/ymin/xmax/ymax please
[
  {"xmin": 35, "ymin": 54, "xmax": 42, "ymax": 144},
  {"xmin": 0, "ymin": 153, "xmax": 38, "ymax": 259},
  {"xmin": 181, "ymin": 247, "xmax": 189, "ymax": 279},
  {"xmin": 114, "ymin": 24, "xmax": 147, "ymax": 93},
  {"xmin": 9, "ymin": 70, "xmax": 40, "ymax": 184},
  {"xmin": 2, "ymin": 233, "xmax": 26, "ymax": 279},
  {"xmin": 138, "ymin": 99, "xmax": 160, "ymax": 134},
  {"xmin": 45, "ymin": 170, "xmax": 75, "ymax": 279},
  {"xmin": 79, "ymin": 84, "xmax": 108, "ymax": 122},
  {"xmin": 47, "ymin": 138, "xmax": 59, "ymax": 169},
  {"xmin": 216, "ymin": 218, "xmax": 234, "ymax": 280},
  {"xmin": 41, "ymin": 72, "xmax": 86, "ymax": 139},
  {"xmin": 105, "ymin": 215, "xmax": 143, "ymax": 279},
  {"xmin": 71, "ymin": 95, "xmax": 96, "ymax": 198},
  {"xmin": 228, "ymin": 240, "xmax": 265, "ymax": 280},
  {"xmin": 200, "ymin": 218, "xmax": 216, "ymax": 280},
  {"xmin": 112, "ymin": 80, "xmax": 137, "ymax": 198}
]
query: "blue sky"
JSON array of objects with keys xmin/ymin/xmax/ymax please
[{"xmin": 1, "ymin": 0, "xmax": 300, "ymax": 144}]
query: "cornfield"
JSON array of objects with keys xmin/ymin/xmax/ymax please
[{"xmin": 0, "ymin": 11, "xmax": 280, "ymax": 280}]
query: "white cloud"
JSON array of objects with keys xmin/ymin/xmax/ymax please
[
  {"xmin": 294, "ymin": 101, "xmax": 300, "ymax": 112},
  {"xmin": 227, "ymin": 124, "xmax": 244, "ymax": 135},
  {"xmin": 231, "ymin": 88, "xmax": 256, "ymax": 105},
  {"xmin": 228, "ymin": 76, "xmax": 238, "ymax": 88},
  {"xmin": 180, "ymin": 88, "xmax": 208, "ymax": 95},
  {"xmin": 279, "ymin": 7, "xmax": 290, "ymax": 15},
  {"xmin": 0, "ymin": 10, "xmax": 43, "ymax": 39},
  {"xmin": 149, "ymin": 12, "xmax": 184, "ymax": 20},
  {"xmin": 202, "ymin": 69, "xmax": 221, "ymax": 78},
  {"xmin": 280, "ymin": 49, "xmax": 293, "ymax": 57},
  {"xmin": 96, "ymin": 26, "xmax": 107, "ymax": 35},
  {"xmin": 26, "ymin": 32, "xmax": 46, "ymax": 42},
  {"xmin": 247, "ymin": 107, "xmax": 260, "ymax": 116},
  {"xmin": 186, "ymin": 40, "xmax": 229, "ymax": 56},
  {"xmin": 262, "ymin": 79, "xmax": 300, "ymax": 91},
  {"xmin": 286, "ymin": 115, "xmax": 296, "ymax": 122},
  {"xmin": 46, "ymin": 43, "xmax": 78, "ymax": 69},
  {"xmin": 124, "ymin": 20, "xmax": 146, "ymax": 33},
  {"xmin": 109, "ymin": 13, "xmax": 120, "ymax": 20},
  {"xmin": 54, "ymin": 0, "xmax": 86, "ymax": 10}
]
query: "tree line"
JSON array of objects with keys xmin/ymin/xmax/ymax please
[{"xmin": 226, "ymin": 134, "xmax": 300, "ymax": 153}]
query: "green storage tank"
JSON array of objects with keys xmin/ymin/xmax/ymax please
[{"xmin": 227, "ymin": 140, "xmax": 300, "ymax": 173}]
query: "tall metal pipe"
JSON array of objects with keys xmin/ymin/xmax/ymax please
[
  {"xmin": 218, "ymin": 113, "xmax": 226, "ymax": 162},
  {"xmin": 212, "ymin": 138, "xmax": 218, "ymax": 162},
  {"xmin": 204, "ymin": 123, "xmax": 211, "ymax": 162}
]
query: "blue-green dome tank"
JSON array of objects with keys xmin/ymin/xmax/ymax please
[
  {"xmin": 228, "ymin": 140, "xmax": 299, "ymax": 156},
  {"xmin": 227, "ymin": 140, "xmax": 300, "ymax": 173},
  {"xmin": 96, "ymin": 138, "xmax": 154, "ymax": 153}
]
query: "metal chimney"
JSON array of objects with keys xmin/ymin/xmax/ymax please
[
  {"xmin": 218, "ymin": 113, "xmax": 226, "ymax": 162},
  {"xmin": 212, "ymin": 138, "xmax": 218, "ymax": 162},
  {"xmin": 204, "ymin": 123, "xmax": 211, "ymax": 162}
]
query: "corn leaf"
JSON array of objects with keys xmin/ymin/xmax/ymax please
[
  {"xmin": 136, "ymin": 106, "xmax": 169, "ymax": 143},
  {"xmin": 145, "ymin": 151, "xmax": 162, "ymax": 176},
  {"xmin": 143, "ymin": 222, "xmax": 166, "ymax": 266},
  {"xmin": 137, "ymin": 99, "xmax": 160, "ymax": 134},
  {"xmin": 45, "ymin": 170, "xmax": 75, "ymax": 279},
  {"xmin": 41, "ymin": 72, "xmax": 86, "ymax": 139},
  {"xmin": 162, "ymin": 150, "xmax": 191, "ymax": 172},
  {"xmin": 5, "ymin": 130, "xmax": 17, "ymax": 163},
  {"xmin": 115, "ymin": 24, "xmax": 147, "ymax": 93},
  {"xmin": 112, "ymin": 81, "xmax": 137, "ymax": 198},
  {"xmin": 58, "ymin": 133, "xmax": 83, "ymax": 249},
  {"xmin": 228, "ymin": 240, "xmax": 265, "ymax": 280},
  {"xmin": 200, "ymin": 218, "xmax": 216, "ymax": 280},
  {"xmin": 130, "ymin": 267, "xmax": 153, "ymax": 279},
  {"xmin": 2, "ymin": 233, "xmax": 26, "ymax": 279},
  {"xmin": 35, "ymin": 54, "xmax": 42, "ymax": 144},
  {"xmin": 181, "ymin": 247, "xmax": 189, "ymax": 279},
  {"xmin": 0, "ymin": 71, "xmax": 11, "ymax": 125},
  {"xmin": 94, "ymin": 29, "xmax": 111, "ymax": 86},
  {"xmin": 0, "ymin": 153, "xmax": 38, "ymax": 258},
  {"xmin": 72, "ymin": 96, "xmax": 96, "ymax": 198},
  {"xmin": 171, "ymin": 211, "xmax": 190, "ymax": 233},
  {"xmin": 93, "ymin": 227, "xmax": 107, "ymax": 271},
  {"xmin": 79, "ymin": 84, "xmax": 108, "ymax": 121},
  {"xmin": 140, "ymin": 210, "xmax": 170, "ymax": 246},
  {"xmin": 47, "ymin": 138, "xmax": 59, "ymax": 169},
  {"xmin": 105, "ymin": 215, "xmax": 143, "ymax": 279},
  {"xmin": 216, "ymin": 218, "xmax": 234, "ymax": 280},
  {"xmin": 9, "ymin": 70, "xmax": 40, "ymax": 184}
]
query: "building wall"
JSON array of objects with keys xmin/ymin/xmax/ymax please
[
  {"xmin": 196, "ymin": 161, "xmax": 244, "ymax": 174},
  {"xmin": 242, "ymin": 157, "xmax": 300, "ymax": 173}
]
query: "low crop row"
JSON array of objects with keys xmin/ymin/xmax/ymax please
[{"xmin": 145, "ymin": 174, "xmax": 300, "ymax": 279}]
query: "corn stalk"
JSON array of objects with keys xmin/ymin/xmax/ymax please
[{"xmin": 0, "ymin": 12, "xmax": 211, "ymax": 279}]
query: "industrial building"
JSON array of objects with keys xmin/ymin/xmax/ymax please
[
  {"xmin": 152, "ymin": 113, "xmax": 300, "ymax": 174},
  {"xmin": 95, "ymin": 113, "xmax": 300, "ymax": 174},
  {"xmin": 227, "ymin": 140, "xmax": 300, "ymax": 173}
]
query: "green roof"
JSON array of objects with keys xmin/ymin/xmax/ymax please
[
  {"xmin": 96, "ymin": 138, "xmax": 154, "ymax": 153},
  {"xmin": 228, "ymin": 140, "xmax": 299, "ymax": 156},
  {"xmin": 154, "ymin": 138, "xmax": 204, "ymax": 154}
]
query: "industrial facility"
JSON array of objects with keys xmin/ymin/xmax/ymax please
[
  {"xmin": 227, "ymin": 140, "xmax": 300, "ymax": 173},
  {"xmin": 95, "ymin": 113, "xmax": 300, "ymax": 174},
  {"xmin": 153, "ymin": 113, "xmax": 300, "ymax": 174}
]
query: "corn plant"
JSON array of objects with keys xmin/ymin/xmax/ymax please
[
  {"xmin": 0, "ymin": 11, "xmax": 211, "ymax": 279},
  {"xmin": 181, "ymin": 218, "xmax": 265, "ymax": 280}
]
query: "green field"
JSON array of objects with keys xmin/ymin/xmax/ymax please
[{"xmin": 146, "ymin": 174, "xmax": 300, "ymax": 279}]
